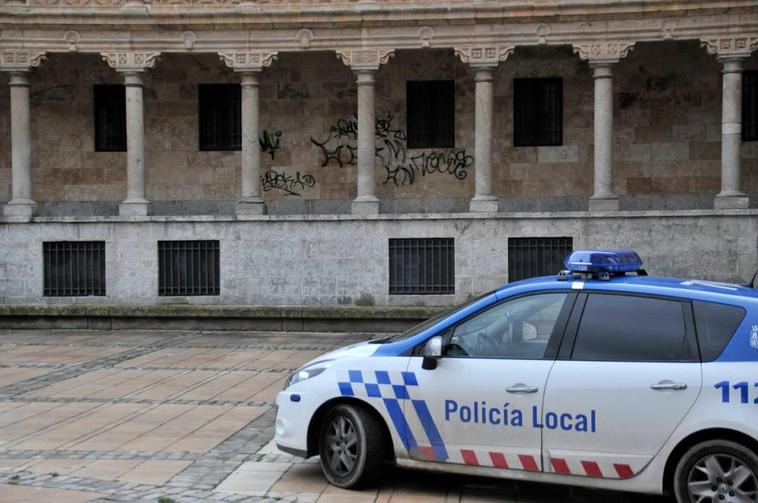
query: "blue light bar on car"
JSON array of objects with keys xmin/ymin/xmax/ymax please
[{"xmin": 564, "ymin": 249, "xmax": 643, "ymax": 273}]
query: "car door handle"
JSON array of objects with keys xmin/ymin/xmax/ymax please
[
  {"xmin": 650, "ymin": 381, "xmax": 688, "ymax": 391},
  {"xmin": 506, "ymin": 384, "xmax": 539, "ymax": 394}
]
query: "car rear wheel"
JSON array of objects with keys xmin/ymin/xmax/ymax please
[
  {"xmin": 318, "ymin": 403, "xmax": 386, "ymax": 489},
  {"xmin": 674, "ymin": 440, "xmax": 758, "ymax": 503}
]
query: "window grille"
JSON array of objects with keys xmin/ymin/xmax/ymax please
[
  {"xmin": 389, "ymin": 238, "xmax": 455, "ymax": 295},
  {"xmin": 513, "ymin": 77, "xmax": 563, "ymax": 147},
  {"xmin": 94, "ymin": 85, "xmax": 126, "ymax": 152},
  {"xmin": 43, "ymin": 241, "xmax": 106, "ymax": 297},
  {"xmin": 508, "ymin": 237, "xmax": 573, "ymax": 282},
  {"xmin": 198, "ymin": 84, "xmax": 241, "ymax": 151},
  {"xmin": 158, "ymin": 241, "xmax": 220, "ymax": 296},
  {"xmin": 406, "ymin": 81, "xmax": 455, "ymax": 148},
  {"xmin": 743, "ymin": 71, "xmax": 758, "ymax": 142}
]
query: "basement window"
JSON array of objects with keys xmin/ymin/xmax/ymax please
[
  {"xmin": 389, "ymin": 238, "xmax": 455, "ymax": 295},
  {"xmin": 508, "ymin": 237, "xmax": 573, "ymax": 282},
  {"xmin": 94, "ymin": 85, "xmax": 126, "ymax": 152},
  {"xmin": 513, "ymin": 77, "xmax": 563, "ymax": 147},
  {"xmin": 743, "ymin": 71, "xmax": 758, "ymax": 142},
  {"xmin": 406, "ymin": 81, "xmax": 455, "ymax": 149},
  {"xmin": 199, "ymin": 84, "xmax": 241, "ymax": 151},
  {"xmin": 43, "ymin": 241, "xmax": 106, "ymax": 297},
  {"xmin": 158, "ymin": 240, "xmax": 220, "ymax": 296}
]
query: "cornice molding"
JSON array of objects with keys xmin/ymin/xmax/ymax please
[
  {"xmin": 0, "ymin": 50, "xmax": 47, "ymax": 71},
  {"xmin": 218, "ymin": 50, "xmax": 278, "ymax": 70},
  {"xmin": 454, "ymin": 45, "xmax": 515, "ymax": 68},
  {"xmin": 100, "ymin": 51, "xmax": 160, "ymax": 71},
  {"xmin": 701, "ymin": 36, "xmax": 758, "ymax": 58},
  {"xmin": 335, "ymin": 48, "xmax": 395, "ymax": 71},
  {"xmin": 572, "ymin": 41, "xmax": 636, "ymax": 64}
]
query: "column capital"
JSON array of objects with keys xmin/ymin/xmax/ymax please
[
  {"xmin": 702, "ymin": 36, "xmax": 758, "ymax": 60},
  {"xmin": 572, "ymin": 41, "xmax": 635, "ymax": 65},
  {"xmin": 473, "ymin": 66, "xmax": 494, "ymax": 82},
  {"xmin": 590, "ymin": 63, "xmax": 614, "ymax": 79},
  {"xmin": 355, "ymin": 70, "xmax": 376, "ymax": 84},
  {"xmin": 455, "ymin": 45, "xmax": 514, "ymax": 68},
  {"xmin": 336, "ymin": 48, "xmax": 395, "ymax": 71},
  {"xmin": 239, "ymin": 71, "xmax": 260, "ymax": 86},
  {"xmin": 0, "ymin": 50, "xmax": 46, "ymax": 72},
  {"xmin": 719, "ymin": 56, "xmax": 746, "ymax": 74},
  {"xmin": 8, "ymin": 71, "xmax": 31, "ymax": 87},
  {"xmin": 101, "ymin": 52, "xmax": 160, "ymax": 73},
  {"xmin": 219, "ymin": 51, "xmax": 278, "ymax": 71},
  {"xmin": 122, "ymin": 72, "xmax": 145, "ymax": 86}
]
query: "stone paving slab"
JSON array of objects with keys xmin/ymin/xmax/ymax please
[{"xmin": 0, "ymin": 329, "xmax": 668, "ymax": 502}]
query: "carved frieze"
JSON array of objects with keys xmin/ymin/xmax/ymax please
[
  {"xmin": 101, "ymin": 52, "xmax": 160, "ymax": 72},
  {"xmin": 218, "ymin": 51, "xmax": 278, "ymax": 71},
  {"xmin": 0, "ymin": 50, "xmax": 47, "ymax": 71},
  {"xmin": 454, "ymin": 46, "xmax": 514, "ymax": 67},
  {"xmin": 572, "ymin": 41, "xmax": 635, "ymax": 64},
  {"xmin": 701, "ymin": 36, "xmax": 758, "ymax": 58},
  {"xmin": 335, "ymin": 48, "xmax": 395, "ymax": 70}
]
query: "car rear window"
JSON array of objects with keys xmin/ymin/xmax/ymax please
[{"xmin": 693, "ymin": 300, "xmax": 746, "ymax": 361}]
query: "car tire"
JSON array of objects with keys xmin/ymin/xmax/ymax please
[
  {"xmin": 318, "ymin": 403, "xmax": 386, "ymax": 489},
  {"xmin": 673, "ymin": 439, "xmax": 758, "ymax": 503}
]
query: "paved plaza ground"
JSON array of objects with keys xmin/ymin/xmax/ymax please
[{"xmin": 0, "ymin": 330, "xmax": 667, "ymax": 502}]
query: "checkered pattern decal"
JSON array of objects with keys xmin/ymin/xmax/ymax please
[{"xmin": 337, "ymin": 369, "xmax": 448, "ymax": 462}]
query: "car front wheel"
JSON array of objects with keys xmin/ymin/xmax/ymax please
[
  {"xmin": 318, "ymin": 403, "xmax": 386, "ymax": 489},
  {"xmin": 674, "ymin": 439, "xmax": 758, "ymax": 503}
]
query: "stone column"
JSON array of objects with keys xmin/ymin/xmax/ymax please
[
  {"xmin": 352, "ymin": 70, "xmax": 380, "ymax": 214},
  {"xmin": 715, "ymin": 56, "xmax": 749, "ymax": 209},
  {"xmin": 469, "ymin": 66, "xmax": 498, "ymax": 213},
  {"xmin": 119, "ymin": 71, "xmax": 150, "ymax": 216},
  {"xmin": 237, "ymin": 71, "xmax": 265, "ymax": 215},
  {"xmin": 4, "ymin": 71, "xmax": 36, "ymax": 218},
  {"xmin": 589, "ymin": 62, "xmax": 619, "ymax": 211}
]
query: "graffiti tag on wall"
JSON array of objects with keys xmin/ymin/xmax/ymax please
[
  {"xmin": 260, "ymin": 129, "xmax": 282, "ymax": 160},
  {"xmin": 261, "ymin": 170, "xmax": 316, "ymax": 197}
]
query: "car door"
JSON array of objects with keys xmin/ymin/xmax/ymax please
[
  {"xmin": 404, "ymin": 291, "xmax": 575, "ymax": 473},
  {"xmin": 541, "ymin": 292, "xmax": 702, "ymax": 480}
]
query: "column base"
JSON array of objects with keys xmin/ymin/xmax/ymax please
[
  {"xmin": 351, "ymin": 198, "xmax": 380, "ymax": 215},
  {"xmin": 236, "ymin": 198, "xmax": 267, "ymax": 215},
  {"xmin": 588, "ymin": 196, "xmax": 619, "ymax": 211},
  {"xmin": 3, "ymin": 199, "xmax": 37, "ymax": 219},
  {"xmin": 119, "ymin": 200, "xmax": 151, "ymax": 217},
  {"xmin": 714, "ymin": 193, "xmax": 749, "ymax": 209},
  {"xmin": 469, "ymin": 196, "xmax": 498, "ymax": 213}
]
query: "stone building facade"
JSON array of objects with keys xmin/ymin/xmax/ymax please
[{"xmin": 1, "ymin": 1, "xmax": 758, "ymax": 306}]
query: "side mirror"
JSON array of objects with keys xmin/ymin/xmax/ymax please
[{"xmin": 421, "ymin": 336, "xmax": 442, "ymax": 370}]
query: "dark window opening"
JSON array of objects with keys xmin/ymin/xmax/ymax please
[
  {"xmin": 94, "ymin": 85, "xmax": 126, "ymax": 152},
  {"xmin": 508, "ymin": 237, "xmax": 573, "ymax": 282},
  {"xmin": 199, "ymin": 84, "xmax": 241, "ymax": 151},
  {"xmin": 389, "ymin": 238, "xmax": 454, "ymax": 295},
  {"xmin": 43, "ymin": 241, "xmax": 106, "ymax": 297},
  {"xmin": 693, "ymin": 300, "xmax": 746, "ymax": 361},
  {"xmin": 572, "ymin": 294, "xmax": 694, "ymax": 362},
  {"xmin": 406, "ymin": 80, "xmax": 455, "ymax": 149},
  {"xmin": 158, "ymin": 240, "xmax": 220, "ymax": 296},
  {"xmin": 743, "ymin": 71, "xmax": 758, "ymax": 142},
  {"xmin": 513, "ymin": 77, "xmax": 563, "ymax": 147}
]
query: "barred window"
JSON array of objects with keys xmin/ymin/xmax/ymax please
[
  {"xmin": 389, "ymin": 238, "xmax": 454, "ymax": 295},
  {"xmin": 508, "ymin": 237, "xmax": 573, "ymax": 282},
  {"xmin": 199, "ymin": 84, "xmax": 241, "ymax": 151},
  {"xmin": 158, "ymin": 241, "xmax": 220, "ymax": 296},
  {"xmin": 407, "ymin": 81, "xmax": 455, "ymax": 149},
  {"xmin": 43, "ymin": 242, "xmax": 106, "ymax": 297},
  {"xmin": 743, "ymin": 71, "xmax": 758, "ymax": 142},
  {"xmin": 94, "ymin": 85, "xmax": 126, "ymax": 152},
  {"xmin": 513, "ymin": 77, "xmax": 563, "ymax": 147}
]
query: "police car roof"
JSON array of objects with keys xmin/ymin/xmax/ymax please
[{"xmin": 499, "ymin": 274, "xmax": 758, "ymax": 305}]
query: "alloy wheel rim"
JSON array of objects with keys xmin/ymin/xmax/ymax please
[
  {"xmin": 325, "ymin": 415, "xmax": 358, "ymax": 476},
  {"xmin": 687, "ymin": 454, "xmax": 758, "ymax": 502}
]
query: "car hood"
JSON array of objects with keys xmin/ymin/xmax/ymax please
[{"xmin": 306, "ymin": 340, "xmax": 378, "ymax": 367}]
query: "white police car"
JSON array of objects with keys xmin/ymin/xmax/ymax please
[{"xmin": 275, "ymin": 249, "xmax": 758, "ymax": 502}]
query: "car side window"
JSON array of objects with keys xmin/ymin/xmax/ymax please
[
  {"xmin": 572, "ymin": 294, "xmax": 694, "ymax": 362},
  {"xmin": 445, "ymin": 293, "xmax": 568, "ymax": 359},
  {"xmin": 693, "ymin": 300, "xmax": 746, "ymax": 362}
]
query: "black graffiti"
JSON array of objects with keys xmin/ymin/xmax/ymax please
[
  {"xmin": 332, "ymin": 118, "xmax": 358, "ymax": 140},
  {"xmin": 260, "ymin": 129, "xmax": 282, "ymax": 160},
  {"xmin": 310, "ymin": 137, "xmax": 357, "ymax": 168},
  {"xmin": 261, "ymin": 170, "xmax": 316, "ymax": 197}
]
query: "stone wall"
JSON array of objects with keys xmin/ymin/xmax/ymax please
[
  {"xmin": 0, "ymin": 211, "xmax": 755, "ymax": 306},
  {"xmin": 2, "ymin": 43, "xmax": 758, "ymax": 213}
]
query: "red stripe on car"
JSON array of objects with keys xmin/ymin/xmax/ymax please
[
  {"xmin": 519, "ymin": 454, "xmax": 539, "ymax": 472},
  {"xmin": 614, "ymin": 463, "xmax": 634, "ymax": 479},
  {"xmin": 581, "ymin": 460, "xmax": 603, "ymax": 477},
  {"xmin": 550, "ymin": 457, "xmax": 571, "ymax": 475},
  {"xmin": 489, "ymin": 452, "xmax": 508, "ymax": 469},
  {"xmin": 461, "ymin": 449, "xmax": 479, "ymax": 466}
]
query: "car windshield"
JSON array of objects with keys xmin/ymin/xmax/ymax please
[{"xmin": 381, "ymin": 290, "xmax": 495, "ymax": 343}]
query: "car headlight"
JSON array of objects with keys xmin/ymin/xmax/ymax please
[{"xmin": 285, "ymin": 360, "xmax": 333, "ymax": 389}]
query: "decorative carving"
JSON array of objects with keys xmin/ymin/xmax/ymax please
[
  {"xmin": 454, "ymin": 45, "xmax": 514, "ymax": 67},
  {"xmin": 536, "ymin": 24, "xmax": 551, "ymax": 45},
  {"xmin": 572, "ymin": 41, "xmax": 635, "ymax": 64},
  {"xmin": 63, "ymin": 31, "xmax": 81, "ymax": 51},
  {"xmin": 661, "ymin": 20, "xmax": 677, "ymax": 40},
  {"xmin": 30, "ymin": 0, "xmax": 126, "ymax": 5},
  {"xmin": 335, "ymin": 48, "xmax": 395, "ymax": 70},
  {"xmin": 182, "ymin": 31, "xmax": 198, "ymax": 50},
  {"xmin": 701, "ymin": 36, "xmax": 758, "ymax": 58},
  {"xmin": 0, "ymin": 50, "xmax": 47, "ymax": 70},
  {"xmin": 297, "ymin": 29, "xmax": 314, "ymax": 49},
  {"xmin": 101, "ymin": 52, "xmax": 160, "ymax": 72},
  {"xmin": 418, "ymin": 26, "xmax": 434, "ymax": 48},
  {"xmin": 218, "ymin": 50, "xmax": 278, "ymax": 70}
]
